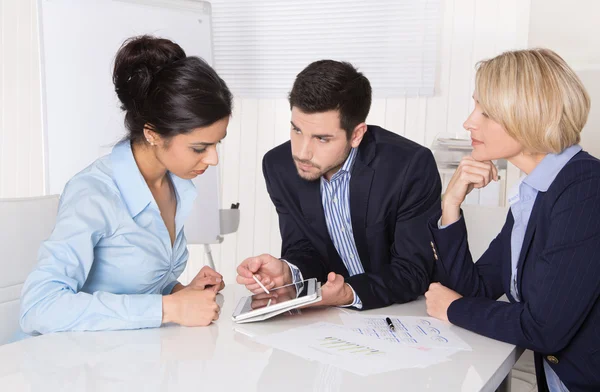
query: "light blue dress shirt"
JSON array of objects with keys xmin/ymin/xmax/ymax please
[
  {"xmin": 440, "ymin": 145, "xmax": 581, "ymax": 392},
  {"xmin": 19, "ymin": 141, "xmax": 197, "ymax": 335},
  {"xmin": 287, "ymin": 148, "xmax": 364, "ymax": 308}
]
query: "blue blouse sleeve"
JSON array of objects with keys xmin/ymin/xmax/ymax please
[{"xmin": 19, "ymin": 180, "xmax": 163, "ymax": 334}]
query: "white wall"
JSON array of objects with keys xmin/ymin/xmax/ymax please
[
  {"xmin": 0, "ymin": 0, "xmax": 531, "ymax": 283},
  {"xmin": 528, "ymin": 0, "xmax": 600, "ymax": 158},
  {"xmin": 0, "ymin": 0, "xmax": 44, "ymax": 199},
  {"xmin": 528, "ymin": 0, "xmax": 600, "ymax": 68}
]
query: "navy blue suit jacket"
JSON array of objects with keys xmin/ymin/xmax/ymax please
[
  {"xmin": 263, "ymin": 125, "xmax": 441, "ymax": 310},
  {"xmin": 429, "ymin": 151, "xmax": 600, "ymax": 391}
]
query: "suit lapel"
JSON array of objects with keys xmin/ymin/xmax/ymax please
[
  {"xmin": 502, "ymin": 212, "xmax": 516, "ymax": 301},
  {"xmin": 298, "ymin": 180, "xmax": 329, "ymax": 252},
  {"xmin": 349, "ymin": 128, "xmax": 377, "ymax": 269},
  {"xmin": 350, "ymin": 159, "xmax": 374, "ymax": 268},
  {"xmin": 297, "ymin": 178, "xmax": 348, "ymax": 276}
]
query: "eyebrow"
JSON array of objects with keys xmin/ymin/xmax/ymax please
[
  {"xmin": 189, "ymin": 132, "xmax": 227, "ymax": 146},
  {"xmin": 290, "ymin": 121, "xmax": 334, "ymax": 138}
]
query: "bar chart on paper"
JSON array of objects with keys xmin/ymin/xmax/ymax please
[{"xmin": 314, "ymin": 336, "xmax": 384, "ymax": 356}]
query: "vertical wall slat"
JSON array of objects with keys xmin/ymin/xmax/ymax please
[
  {"xmin": 366, "ymin": 98, "xmax": 386, "ymax": 127},
  {"xmin": 217, "ymin": 97, "xmax": 243, "ymax": 281},
  {"xmin": 253, "ymin": 99, "xmax": 276, "ymax": 255},
  {"xmin": 424, "ymin": 0, "xmax": 455, "ymax": 146},
  {"xmin": 17, "ymin": 0, "xmax": 32, "ymax": 197},
  {"xmin": 404, "ymin": 97, "xmax": 424, "ymax": 144},
  {"xmin": 0, "ymin": 0, "xmax": 43, "ymax": 199},
  {"xmin": 28, "ymin": 0, "xmax": 44, "ymax": 196},
  {"xmin": 268, "ymin": 99, "xmax": 290, "ymax": 257},
  {"xmin": 445, "ymin": 0, "xmax": 477, "ymax": 138},
  {"xmin": 384, "ymin": 98, "xmax": 406, "ymax": 136},
  {"xmin": 1, "ymin": 0, "xmax": 20, "ymax": 198},
  {"xmin": 235, "ymin": 99, "xmax": 259, "ymax": 264},
  {"xmin": 0, "ymin": 0, "xmax": 5, "ymax": 198}
]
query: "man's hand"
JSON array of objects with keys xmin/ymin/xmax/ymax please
[
  {"xmin": 307, "ymin": 272, "xmax": 354, "ymax": 307},
  {"xmin": 236, "ymin": 254, "xmax": 292, "ymax": 293}
]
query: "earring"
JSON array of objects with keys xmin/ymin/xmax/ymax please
[{"xmin": 146, "ymin": 138, "xmax": 155, "ymax": 146}]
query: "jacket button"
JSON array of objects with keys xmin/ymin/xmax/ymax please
[{"xmin": 546, "ymin": 355, "xmax": 559, "ymax": 364}]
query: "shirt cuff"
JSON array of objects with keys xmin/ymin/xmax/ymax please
[
  {"xmin": 282, "ymin": 260, "xmax": 361, "ymax": 308},
  {"xmin": 438, "ymin": 217, "xmax": 460, "ymax": 229},
  {"xmin": 338, "ymin": 284, "xmax": 363, "ymax": 309},
  {"xmin": 282, "ymin": 259, "xmax": 303, "ymax": 284},
  {"xmin": 128, "ymin": 294, "xmax": 163, "ymax": 328}
]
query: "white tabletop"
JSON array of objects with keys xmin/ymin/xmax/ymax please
[{"xmin": 0, "ymin": 286, "xmax": 522, "ymax": 392}]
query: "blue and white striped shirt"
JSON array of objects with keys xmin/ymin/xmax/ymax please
[{"xmin": 287, "ymin": 148, "xmax": 364, "ymax": 308}]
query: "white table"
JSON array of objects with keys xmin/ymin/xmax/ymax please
[{"xmin": 0, "ymin": 287, "xmax": 522, "ymax": 391}]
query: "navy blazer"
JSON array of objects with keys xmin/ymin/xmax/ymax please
[
  {"xmin": 429, "ymin": 151, "xmax": 600, "ymax": 391},
  {"xmin": 263, "ymin": 125, "xmax": 441, "ymax": 310}
]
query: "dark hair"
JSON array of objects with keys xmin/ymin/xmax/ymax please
[
  {"xmin": 113, "ymin": 35, "xmax": 233, "ymax": 144},
  {"xmin": 288, "ymin": 60, "xmax": 372, "ymax": 138}
]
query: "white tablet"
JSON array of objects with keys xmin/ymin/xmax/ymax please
[{"xmin": 232, "ymin": 278, "xmax": 319, "ymax": 322}]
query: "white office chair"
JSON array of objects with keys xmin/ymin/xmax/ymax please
[
  {"xmin": 461, "ymin": 204, "xmax": 509, "ymax": 261},
  {"xmin": 0, "ymin": 195, "xmax": 59, "ymax": 345},
  {"xmin": 461, "ymin": 204, "xmax": 537, "ymax": 392}
]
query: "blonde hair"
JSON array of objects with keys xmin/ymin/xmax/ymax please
[{"xmin": 475, "ymin": 48, "xmax": 590, "ymax": 154}]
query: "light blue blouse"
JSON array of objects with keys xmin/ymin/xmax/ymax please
[{"xmin": 19, "ymin": 141, "xmax": 197, "ymax": 334}]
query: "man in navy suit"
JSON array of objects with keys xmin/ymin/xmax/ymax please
[{"xmin": 236, "ymin": 60, "xmax": 441, "ymax": 310}]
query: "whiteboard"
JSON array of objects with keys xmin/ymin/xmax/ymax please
[{"xmin": 39, "ymin": 0, "xmax": 222, "ymax": 244}]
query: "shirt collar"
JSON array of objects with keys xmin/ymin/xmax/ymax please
[
  {"xmin": 110, "ymin": 140, "xmax": 196, "ymax": 218},
  {"xmin": 328, "ymin": 147, "xmax": 358, "ymax": 182},
  {"xmin": 523, "ymin": 144, "xmax": 582, "ymax": 192}
]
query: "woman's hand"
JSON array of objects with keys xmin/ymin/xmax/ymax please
[
  {"xmin": 425, "ymin": 283, "xmax": 462, "ymax": 322},
  {"xmin": 442, "ymin": 156, "xmax": 498, "ymax": 225},
  {"xmin": 188, "ymin": 266, "xmax": 225, "ymax": 292},
  {"xmin": 162, "ymin": 286, "xmax": 220, "ymax": 326}
]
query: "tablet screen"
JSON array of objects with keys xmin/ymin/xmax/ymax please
[{"xmin": 245, "ymin": 280, "xmax": 312, "ymax": 312}]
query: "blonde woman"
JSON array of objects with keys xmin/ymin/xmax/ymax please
[{"xmin": 425, "ymin": 49, "xmax": 599, "ymax": 391}]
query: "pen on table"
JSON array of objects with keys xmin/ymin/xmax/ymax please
[
  {"xmin": 385, "ymin": 317, "xmax": 395, "ymax": 331},
  {"xmin": 253, "ymin": 274, "xmax": 270, "ymax": 294}
]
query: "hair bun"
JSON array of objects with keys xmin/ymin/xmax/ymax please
[{"xmin": 113, "ymin": 35, "xmax": 186, "ymax": 112}]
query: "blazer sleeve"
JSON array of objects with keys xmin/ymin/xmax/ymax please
[
  {"xmin": 262, "ymin": 156, "xmax": 328, "ymax": 283},
  {"xmin": 447, "ymin": 173, "xmax": 600, "ymax": 353},
  {"xmin": 428, "ymin": 210, "xmax": 512, "ymax": 300},
  {"xmin": 346, "ymin": 148, "xmax": 442, "ymax": 309}
]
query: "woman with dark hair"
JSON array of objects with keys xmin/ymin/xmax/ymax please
[{"xmin": 19, "ymin": 35, "xmax": 233, "ymax": 334}]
